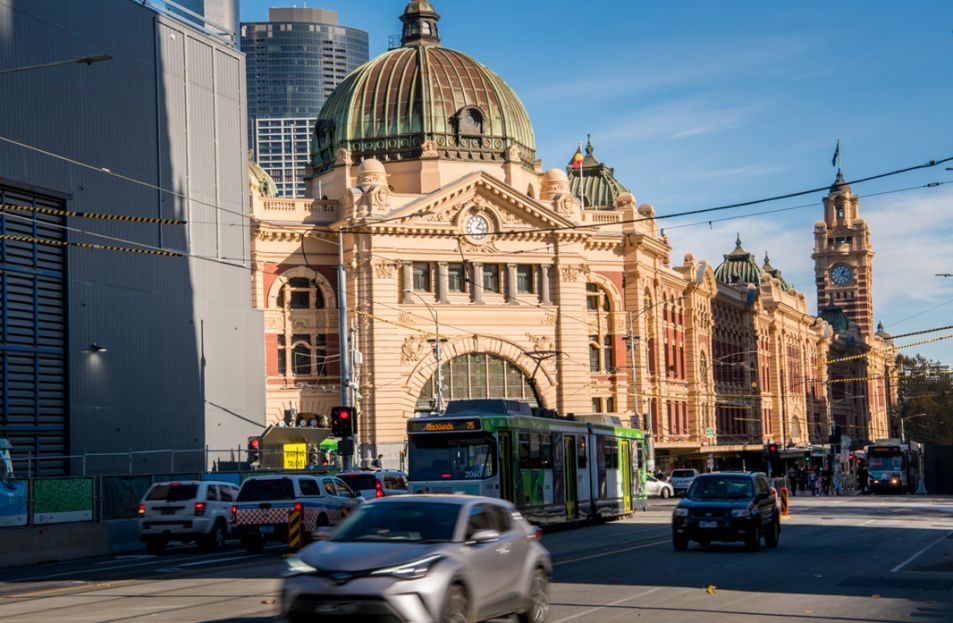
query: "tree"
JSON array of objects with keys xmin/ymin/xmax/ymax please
[{"xmin": 896, "ymin": 354, "xmax": 953, "ymax": 445}]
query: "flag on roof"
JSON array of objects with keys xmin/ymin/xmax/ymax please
[{"xmin": 569, "ymin": 145, "xmax": 584, "ymax": 170}]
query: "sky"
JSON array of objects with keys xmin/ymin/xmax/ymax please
[{"xmin": 239, "ymin": 0, "xmax": 953, "ymax": 364}]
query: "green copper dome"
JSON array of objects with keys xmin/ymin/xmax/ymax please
[
  {"xmin": 567, "ymin": 137, "xmax": 630, "ymax": 210},
  {"xmin": 714, "ymin": 234, "xmax": 764, "ymax": 286},
  {"xmin": 309, "ymin": 2, "xmax": 536, "ymax": 175}
]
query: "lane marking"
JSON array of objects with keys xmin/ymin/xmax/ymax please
[
  {"xmin": 890, "ymin": 530, "xmax": 953, "ymax": 573},
  {"xmin": 0, "ymin": 579, "xmax": 135, "ymax": 600},
  {"xmin": 551, "ymin": 587, "xmax": 662, "ymax": 623},
  {"xmin": 554, "ymin": 540, "xmax": 669, "ymax": 567},
  {"xmin": 179, "ymin": 554, "xmax": 260, "ymax": 568}
]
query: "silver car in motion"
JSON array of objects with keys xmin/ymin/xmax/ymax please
[{"xmin": 281, "ymin": 495, "xmax": 551, "ymax": 623}]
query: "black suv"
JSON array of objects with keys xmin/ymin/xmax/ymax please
[{"xmin": 671, "ymin": 471, "xmax": 780, "ymax": 551}]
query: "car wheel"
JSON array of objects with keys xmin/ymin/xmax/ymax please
[
  {"xmin": 144, "ymin": 538, "xmax": 165, "ymax": 555},
  {"xmin": 241, "ymin": 535, "xmax": 265, "ymax": 555},
  {"xmin": 673, "ymin": 534, "xmax": 688, "ymax": 551},
  {"xmin": 660, "ymin": 488, "xmax": 670, "ymax": 499},
  {"xmin": 201, "ymin": 520, "xmax": 227, "ymax": 551},
  {"xmin": 745, "ymin": 526, "xmax": 761, "ymax": 552},
  {"xmin": 441, "ymin": 583, "xmax": 471, "ymax": 623},
  {"xmin": 764, "ymin": 517, "xmax": 780, "ymax": 548},
  {"xmin": 517, "ymin": 568, "xmax": 550, "ymax": 623}
]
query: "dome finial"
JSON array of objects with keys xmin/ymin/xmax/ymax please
[
  {"xmin": 735, "ymin": 232, "xmax": 743, "ymax": 249},
  {"xmin": 400, "ymin": 1, "xmax": 440, "ymax": 47}
]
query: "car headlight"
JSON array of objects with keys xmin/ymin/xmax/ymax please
[
  {"xmin": 284, "ymin": 555, "xmax": 318, "ymax": 577},
  {"xmin": 730, "ymin": 508, "xmax": 753, "ymax": 518},
  {"xmin": 371, "ymin": 554, "xmax": 443, "ymax": 580},
  {"xmin": 674, "ymin": 508, "xmax": 689, "ymax": 517}
]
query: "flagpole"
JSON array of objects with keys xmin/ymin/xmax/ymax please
[{"xmin": 579, "ymin": 141, "xmax": 585, "ymax": 210}]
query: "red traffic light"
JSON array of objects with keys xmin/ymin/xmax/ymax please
[
  {"xmin": 769, "ymin": 444, "xmax": 778, "ymax": 453},
  {"xmin": 340, "ymin": 409, "xmax": 350, "ymax": 419},
  {"xmin": 249, "ymin": 438, "xmax": 260, "ymax": 450}
]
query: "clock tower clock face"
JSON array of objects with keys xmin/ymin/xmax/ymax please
[
  {"xmin": 830, "ymin": 265, "xmax": 853, "ymax": 285},
  {"xmin": 465, "ymin": 214, "xmax": 489, "ymax": 240}
]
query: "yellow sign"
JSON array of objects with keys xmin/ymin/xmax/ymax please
[{"xmin": 283, "ymin": 443, "xmax": 307, "ymax": 469}]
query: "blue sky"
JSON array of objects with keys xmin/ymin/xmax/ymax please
[{"xmin": 241, "ymin": 0, "xmax": 953, "ymax": 364}]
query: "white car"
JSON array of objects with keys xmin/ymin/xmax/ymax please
[
  {"xmin": 337, "ymin": 470, "xmax": 410, "ymax": 500},
  {"xmin": 668, "ymin": 469, "xmax": 700, "ymax": 496},
  {"xmin": 645, "ymin": 474, "xmax": 674, "ymax": 498},
  {"xmin": 138, "ymin": 480, "xmax": 239, "ymax": 553}
]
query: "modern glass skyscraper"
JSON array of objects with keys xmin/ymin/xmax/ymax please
[{"xmin": 241, "ymin": 8, "xmax": 369, "ymax": 197}]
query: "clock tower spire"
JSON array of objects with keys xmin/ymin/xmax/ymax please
[{"xmin": 812, "ymin": 169, "xmax": 875, "ymax": 337}]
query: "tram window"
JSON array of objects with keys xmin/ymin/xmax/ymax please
[
  {"xmin": 604, "ymin": 438, "xmax": 618, "ymax": 468},
  {"xmin": 519, "ymin": 436, "xmax": 532, "ymax": 470},
  {"xmin": 530, "ymin": 433, "xmax": 541, "ymax": 469},
  {"xmin": 541, "ymin": 437, "xmax": 553, "ymax": 469},
  {"xmin": 578, "ymin": 437, "xmax": 588, "ymax": 468}
]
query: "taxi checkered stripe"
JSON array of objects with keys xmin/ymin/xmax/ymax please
[{"xmin": 235, "ymin": 506, "xmax": 291, "ymax": 526}]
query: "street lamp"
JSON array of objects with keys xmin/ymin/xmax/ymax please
[
  {"xmin": 899, "ymin": 412, "xmax": 927, "ymax": 442},
  {"xmin": 334, "ymin": 208, "xmax": 432, "ymax": 468},
  {"xmin": 0, "ymin": 54, "xmax": 113, "ymax": 75},
  {"xmin": 411, "ymin": 291, "xmax": 446, "ymax": 413}
]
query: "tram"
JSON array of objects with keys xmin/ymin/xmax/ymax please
[
  {"xmin": 406, "ymin": 399, "xmax": 648, "ymax": 525},
  {"xmin": 865, "ymin": 439, "xmax": 921, "ymax": 494}
]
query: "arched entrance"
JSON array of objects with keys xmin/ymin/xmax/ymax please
[{"xmin": 415, "ymin": 352, "xmax": 541, "ymax": 412}]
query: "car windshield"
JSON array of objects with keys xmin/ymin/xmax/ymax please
[
  {"xmin": 408, "ymin": 433, "xmax": 497, "ymax": 481},
  {"xmin": 147, "ymin": 483, "xmax": 198, "ymax": 502},
  {"xmin": 687, "ymin": 476, "xmax": 754, "ymax": 499},
  {"xmin": 338, "ymin": 474, "xmax": 377, "ymax": 490},
  {"xmin": 332, "ymin": 501, "xmax": 461, "ymax": 543},
  {"xmin": 671, "ymin": 470, "xmax": 695, "ymax": 479},
  {"xmin": 237, "ymin": 478, "xmax": 295, "ymax": 501}
]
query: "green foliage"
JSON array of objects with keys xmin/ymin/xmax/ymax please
[{"xmin": 896, "ymin": 354, "xmax": 953, "ymax": 445}]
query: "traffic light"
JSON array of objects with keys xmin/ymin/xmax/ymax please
[
  {"xmin": 804, "ymin": 450, "xmax": 812, "ymax": 463},
  {"xmin": 247, "ymin": 436, "xmax": 262, "ymax": 465},
  {"xmin": 330, "ymin": 406, "xmax": 354, "ymax": 438},
  {"xmin": 764, "ymin": 442, "xmax": 780, "ymax": 467}
]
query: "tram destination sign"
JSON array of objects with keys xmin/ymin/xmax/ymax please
[{"xmin": 408, "ymin": 418, "xmax": 483, "ymax": 433}]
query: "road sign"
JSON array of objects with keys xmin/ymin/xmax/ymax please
[{"xmin": 283, "ymin": 443, "xmax": 306, "ymax": 469}]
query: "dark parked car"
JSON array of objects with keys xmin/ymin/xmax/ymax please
[{"xmin": 671, "ymin": 472, "xmax": 780, "ymax": 551}]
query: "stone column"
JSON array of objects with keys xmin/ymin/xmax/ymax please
[
  {"xmin": 401, "ymin": 261, "xmax": 413, "ymax": 304},
  {"xmin": 471, "ymin": 262, "xmax": 484, "ymax": 304},
  {"xmin": 506, "ymin": 263, "xmax": 518, "ymax": 304},
  {"xmin": 539, "ymin": 264, "xmax": 552, "ymax": 305},
  {"xmin": 437, "ymin": 262, "xmax": 449, "ymax": 304}
]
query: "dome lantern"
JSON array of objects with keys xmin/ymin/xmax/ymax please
[{"xmin": 400, "ymin": 1, "xmax": 440, "ymax": 47}]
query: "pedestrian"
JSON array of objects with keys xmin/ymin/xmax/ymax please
[
  {"xmin": 372, "ymin": 453, "xmax": 383, "ymax": 469},
  {"xmin": 857, "ymin": 463, "xmax": 869, "ymax": 495},
  {"xmin": 808, "ymin": 469, "xmax": 817, "ymax": 496}
]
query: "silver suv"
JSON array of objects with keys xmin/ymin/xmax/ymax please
[
  {"xmin": 138, "ymin": 480, "xmax": 239, "ymax": 553},
  {"xmin": 669, "ymin": 468, "xmax": 700, "ymax": 496},
  {"xmin": 281, "ymin": 495, "xmax": 551, "ymax": 623}
]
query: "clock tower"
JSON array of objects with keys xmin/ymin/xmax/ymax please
[{"xmin": 813, "ymin": 170, "xmax": 875, "ymax": 338}]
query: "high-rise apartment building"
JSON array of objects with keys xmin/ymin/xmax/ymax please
[{"xmin": 241, "ymin": 8, "xmax": 369, "ymax": 197}]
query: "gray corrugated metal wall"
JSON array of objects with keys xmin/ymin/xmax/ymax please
[{"xmin": 0, "ymin": 0, "xmax": 264, "ymax": 474}]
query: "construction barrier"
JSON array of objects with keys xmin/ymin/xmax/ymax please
[
  {"xmin": 780, "ymin": 487, "xmax": 790, "ymax": 518},
  {"xmin": 288, "ymin": 507, "xmax": 302, "ymax": 550}
]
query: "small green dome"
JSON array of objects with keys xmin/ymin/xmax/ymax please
[
  {"xmin": 567, "ymin": 137, "xmax": 630, "ymax": 209},
  {"xmin": 309, "ymin": 3, "xmax": 536, "ymax": 175},
  {"xmin": 714, "ymin": 234, "xmax": 763, "ymax": 285}
]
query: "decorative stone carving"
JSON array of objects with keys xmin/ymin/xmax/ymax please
[
  {"xmin": 421, "ymin": 140, "xmax": 439, "ymax": 158},
  {"xmin": 541, "ymin": 168, "xmax": 571, "ymax": 200},
  {"xmin": 505, "ymin": 145, "xmax": 521, "ymax": 162},
  {"xmin": 526, "ymin": 333, "xmax": 554, "ymax": 352},
  {"xmin": 543, "ymin": 312, "xmax": 557, "ymax": 325},
  {"xmin": 559, "ymin": 264, "xmax": 589, "ymax": 282},
  {"xmin": 373, "ymin": 260, "xmax": 399, "ymax": 279},
  {"xmin": 552, "ymin": 194, "xmax": 577, "ymax": 219},
  {"xmin": 400, "ymin": 335, "xmax": 428, "ymax": 364},
  {"xmin": 398, "ymin": 312, "xmax": 415, "ymax": 325},
  {"xmin": 335, "ymin": 148, "xmax": 352, "ymax": 166},
  {"xmin": 459, "ymin": 238, "xmax": 499, "ymax": 254},
  {"xmin": 366, "ymin": 185, "xmax": 390, "ymax": 214},
  {"xmin": 357, "ymin": 158, "xmax": 387, "ymax": 188},
  {"xmin": 498, "ymin": 209, "xmax": 521, "ymax": 226},
  {"xmin": 264, "ymin": 315, "xmax": 283, "ymax": 330}
]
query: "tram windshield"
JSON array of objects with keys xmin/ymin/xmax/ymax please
[{"xmin": 409, "ymin": 433, "xmax": 498, "ymax": 481}]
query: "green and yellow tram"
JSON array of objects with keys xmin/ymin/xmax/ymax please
[{"xmin": 406, "ymin": 399, "xmax": 648, "ymax": 525}]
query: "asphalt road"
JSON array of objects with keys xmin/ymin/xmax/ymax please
[{"xmin": 3, "ymin": 495, "xmax": 953, "ymax": 622}]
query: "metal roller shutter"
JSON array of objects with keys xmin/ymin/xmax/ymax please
[{"xmin": 0, "ymin": 186, "xmax": 67, "ymax": 476}]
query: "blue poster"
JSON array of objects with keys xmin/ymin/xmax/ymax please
[{"xmin": 0, "ymin": 480, "xmax": 28, "ymax": 527}]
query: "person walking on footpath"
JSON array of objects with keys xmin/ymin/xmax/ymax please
[{"xmin": 857, "ymin": 462, "xmax": 869, "ymax": 495}]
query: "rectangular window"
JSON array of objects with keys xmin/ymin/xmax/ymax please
[
  {"xmin": 448, "ymin": 263, "xmax": 466, "ymax": 292},
  {"xmin": 606, "ymin": 396, "xmax": 615, "ymax": 413},
  {"xmin": 413, "ymin": 262, "xmax": 431, "ymax": 291},
  {"xmin": 603, "ymin": 335, "xmax": 614, "ymax": 372},
  {"xmin": 483, "ymin": 264, "xmax": 500, "ymax": 293},
  {"xmin": 592, "ymin": 397, "xmax": 602, "ymax": 413},
  {"xmin": 278, "ymin": 335, "xmax": 287, "ymax": 375},
  {"xmin": 589, "ymin": 339, "xmax": 600, "ymax": 373},
  {"xmin": 516, "ymin": 265, "xmax": 534, "ymax": 293}
]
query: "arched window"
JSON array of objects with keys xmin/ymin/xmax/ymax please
[
  {"xmin": 586, "ymin": 283, "xmax": 610, "ymax": 312},
  {"xmin": 417, "ymin": 352, "xmax": 539, "ymax": 412},
  {"xmin": 278, "ymin": 334, "xmax": 328, "ymax": 378},
  {"xmin": 277, "ymin": 277, "xmax": 325, "ymax": 309}
]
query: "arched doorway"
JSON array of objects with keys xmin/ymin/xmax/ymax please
[{"xmin": 416, "ymin": 352, "xmax": 541, "ymax": 412}]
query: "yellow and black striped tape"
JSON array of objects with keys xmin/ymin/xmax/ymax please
[
  {"xmin": 1, "ymin": 203, "xmax": 186, "ymax": 225},
  {"xmin": 288, "ymin": 509, "xmax": 302, "ymax": 549},
  {"xmin": 0, "ymin": 233, "xmax": 182, "ymax": 257}
]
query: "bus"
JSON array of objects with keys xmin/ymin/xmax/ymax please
[
  {"xmin": 865, "ymin": 440, "xmax": 920, "ymax": 494},
  {"xmin": 406, "ymin": 399, "xmax": 648, "ymax": 525}
]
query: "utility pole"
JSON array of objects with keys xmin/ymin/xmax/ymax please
[
  {"xmin": 336, "ymin": 227, "xmax": 352, "ymax": 470},
  {"xmin": 624, "ymin": 312, "xmax": 652, "ymax": 471}
]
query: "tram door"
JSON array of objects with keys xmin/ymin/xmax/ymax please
[
  {"xmin": 499, "ymin": 431, "xmax": 514, "ymax": 502},
  {"xmin": 564, "ymin": 435, "xmax": 578, "ymax": 521},
  {"xmin": 621, "ymin": 440, "xmax": 632, "ymax": 512}
]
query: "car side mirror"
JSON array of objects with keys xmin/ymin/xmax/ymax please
[
  {"xmin": 310, "ymin": 527, "xmax": 334, "ymax": 541},
  {"xmin": 351, "ymin": 490, "xmax": 362, "ymax": 498},
  {"xmin": 466, "ymin": 529, "xmax": 500, "ymax": 545}
]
